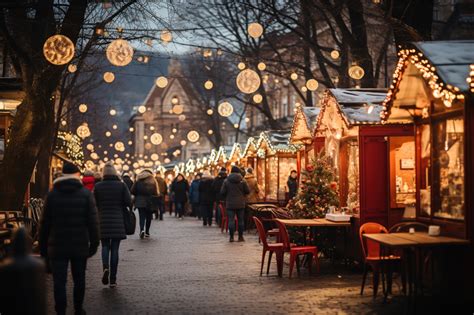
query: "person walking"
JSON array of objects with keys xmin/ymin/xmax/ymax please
[
  {"xmin": 199, "ymin": 170, "xmax": 214, "ymax": 226},
  {"xmin": 287, "ymin": 170, "xmax": 298, "ymax": 200},
  {"xmin": 39, "ymin": 162, "xmax": 99, "ymax": 315},
  {"xmin": 93, "ymin": 162, "xmax": 132, "ymax": 288},
  {"xmin": 212, "ymin": 167, "xmax": 227, "ymax": 225},
  {"xmin": 244, "ymin": 167, "xmax": 259, "ymax": 204},
  {"xmin": 131, "ymin": 169, "xmax": 159, "ymax": 239},
  {"xmin": 155, "ymin": 171, "xmax": 168, "ymax": 220},
  {"xmin": 189, "ymin": 174, "xmax": 201, "ymax": 219},
  {"xmin": 122, "ymin": 172, "xmax": 133, "ymax": 191},
  {"xmin": 220, "ymin": 166, "xmax": 250, "ymax": 242},
  {"xmin": 82, "ymin": 170, "xmax": 95, "ymax": 191},
  {"xmin": 170, "ymin": 173, "xmax": 189, "ymax": 219}
]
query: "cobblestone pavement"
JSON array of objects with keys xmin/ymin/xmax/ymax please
[{"xmin": 46, "ymin": 215, "xmax": 405, "ymax": 314}]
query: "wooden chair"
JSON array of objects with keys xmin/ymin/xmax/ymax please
[
  {"xmin": 275, "ymin": 220, "xmax": 319, "ymax": 278},
  {"xmin": 359, "ymin": 222, "xmax": 401, "ymax": 298},
  {"xmin": 389, "ymin": 221, "xmax": 428, "ymax": 233},
  {"xmin": 253, "ymin": 217, "xmax": 284, "ymax": 276}
]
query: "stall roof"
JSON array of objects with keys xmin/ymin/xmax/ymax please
[
  {"xmin": 330, "ymin": 88, "xmax": 387, "ymax": 104},
  {"xmin": 257, "ymin": 130, "xmax": 300, "ymax": 155},
  {"xmin": 290, "ymin": 106, "xmax": 320, "ymax": 144}
]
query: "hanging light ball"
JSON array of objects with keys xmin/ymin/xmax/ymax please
[
  {"xmin": 114, "ymin": 141, "xmax": 125, "ymax": 152},
  {"xmin": 348, "ymin": 65, "xmax": 365, "ymax": 80},
  {"xmin": 43, "ymin": 35, "xmax": 75, "ymax": 65},
  {"xmin": 237, "ymin": 62, "xmax": 246, "ymax": 70},
  {"xmin": 204, "ymin": 80, "xmax": 213, "ymax": 90},
  {"xmin": 86, "ymin": 143, "xmax": 94, "ymax": 151},
  {"xmin": 208, "ymin": 129, "xmax": 213, "ymax": 135},
  {"xmin": 301, "ymin": 86, "xmax": 308, "ymax": 92},
  {"xmin": 253, "ymin": 94, "xmax": 263, "ymax": 104},
  {"xmin": 61, "ymin": 120, "xmax": 67, "ymax": 126},
  {"xmin": 172, "ymin": 104, "xmax": 184, "ymax": 115},
  {"xmin": 248, "ymin": 22, "xmax": 264, "ymax": 38},
  {"xmin": 218, "ymin": 101, "xmax": 234, "ymax": 117},
  {"xmin": 105, "ymin": 131, "xmax": 111, "ymax": 137},
  {"xmin": 236, "ymin": 69, "xmax": 261, "ymax": 94},
  {"xmin": 155, "ymin": 76, "xmax": 168, "ymax": 88},
  {"xmin": 143, "ymin": 135, "xmax": 148, "ymax": 140},
  {"xmin": 164, "ymin": 158, "xmax": 171, "ymax": 164},
  {"xmin": 257, "ymin": 62, "xmax": 266, "ymax": 71},
  {"xmin": 138, "ymin": 105, "xmax": 146, "ymax": 114},
  {"xmin": 109, "ymin": 109, "xmax": 117, "ymax": 116},
  {"xmin": 91, "ymin": 152, "xmax": 99, "ymax": 160},
  {"xmin": 78, "ymin": 103, "xmax": 88, "ymax": 113},
  {"xmin": 290, "ymin": 72, "xmax": 298, "ymax": 80},
  {"xmin": 306, "ymin": 79, "xmax": 319, "ymax": 91},
  {"xmin": 106, "ymin": 39, "xmax": 134, "ymax": 67},
  {"xmin": 150, "ymin": 133, "xmax": 163, "ymax": 145},
  {"xmin": 172, "ymin": 128, "xmax": 177, "ymax": 133},
  {"xmin": 160, "ymin": 29, "xmax": 172, "ymax": 43},
  {"xmin": 76, "ymin": 124, "xmax": 91, "ymax": 139},
  {"xmin": 180, "ymin": 140, "xmax": 187, "ymax": 146},
  {"xmin": 128, "ymin": 140, "xmax": 133, "ymax": 145},
  {"xmin": 178, "ymin": 114, "xmax": 186, "ymax": 121},
  {"xmin": 112, "ymin": 124, "xmax": 118, "ymax": 130},
  {"xmin": 169, "ymin": 134, "xmax": 175, "ymax": 140},
  {"xmin": 103, "ymin": 71, "xmax": 115, "ymax": 83},
  {"xmin": 233, "ymin": 123, "xmax": 239, "ymax": 129},
  {"xmin": 68, "ymin": 64, "xmax": 77, "ymax": 73},
  {"xmin": 151, "ymin": 153, "xmax": 159, "ymax": 161},
  {"xmin": 245, "ymin": 117, "xmax": 250, "ymax": 122},
  {"xmin": 150, "ymin": 126, "xmax": 155, "ymax": 131},
  {"xmin": 129, "ymin": 127, "xmax": 134, "ymax": 132},
  {"xmin": 171, "ymin": 96, "xmax": 179, "ymax": 104},
  {"xmin": 330, "ymin": 50, "xmax": 340, "ymax": 60},
  {"xmin": 207, "ymin": 109, "xmax": 213, "ymax": 115},
  {"xmin": 187, "ymin": 130, "xmax": 200, "ymax": 143}
]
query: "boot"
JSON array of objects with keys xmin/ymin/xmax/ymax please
[
  {"xmin": 229, "ymin": 235, "xmax": 235, "ymax": 242},
  {"xmin": 238, "ymin": 235, "xmax": 245, "ymax": 242},
  {"xmin": 102, "ymin": 267, "xmax": 109, "ymax": 285}
]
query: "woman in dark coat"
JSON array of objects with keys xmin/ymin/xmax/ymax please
[
  {"xmin": 199, "ymin": 170, "xmax": 214, "ymax": 226},
  {"xmin": 94, "ymin": 162, "xmax": 132, "ymax": 287},
  {"xmin": 170, "ymin": 173, "xmax": 189, "ymax": 219},
  {"xmin": 131, "ymin": 169, "xmax": 159, "ymax": 239}
]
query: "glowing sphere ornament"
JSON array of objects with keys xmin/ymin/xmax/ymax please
[
  {"xmin": 160, "ymin": 30, "xmax": 172, "ymax": 43},
  {"xmin": 43, "ymin": 35, "xmax": 75, "ymax": 65},
  {"xmin": 248, "ymin": 22, "xmax": 264, "ymax": 38},
  {"xmin": 145, "ymin": 143, "xmax": 152, "ymax": 150},
  {"xmin": 151, "ymin": 153, "xmax": 159, "ymax": 161},
  {"xmin": 109, "ymin": 109, "xmax": 117, "ymax": 116},
  {"xmin": 208, "ymin": 129, "xmax": 213, "ymax": 135},
  {"xmin": 86, "ymin": 143, "xmax": 94, "ymax": 151},
  {"xmin": 306, "ymin": 79, "xmax": 319, "ymax": 91},
  {"xmin": 207, "ymin": 109, "xmax": 213, "ymax": 115},
  {"xmin": 178, "ymin": 114, "xmax": 186, "ymax": 121},
  {"xmin": 155, "ymin": 76, "xmax": 168, "ymax": 88},
  {"xmin": 330, "ymin": 50, "xmax": 340, "ymax": 60},
  {"xmin": 257, "ymin": 62, "xmax": 266, "ymax": 71},
  {"xmin": 138, "ymin": 105, "xmax": 146, "ymax": 114},
  {"xmin": 348, "ymin": 65, "xmax": 365, "ymax": 80},
  {"xmin": 187, "ymin": 130, "xmax": 200, "ymax": 143},
  {"xmin": 68, "ymin": 64, "xmax": 77, "ymax": 73},
  {"xmin": 169, "ymin": 134, "xmax": 175, "ymax": 140},
  {"xmin": 150, "ymin": 133, "xmax": 163, "ymax": 145},
  {"xmin": 236, "ymin": 69, "xmax": 261, "ymax": 94},
  {"xmin": 253, "ymin": 94, "xmax": 263, "ymax": 104},
  {"xmin": 103, "ymin": 71, "xmax": 115, "ymax": 83},
  {"xmin": 78, "ymin": 103, "xmax": 87, "ymax": 113},
  {"xmin": 106, "ymin": 39, "xmax": 134, "ymax": 67},
  {"xmin": 91, "ymin": 152, "xmax": 99, "ymax": 160},
  {"xmin": 76, "ymin": 124, "xmax": 91, "ymax": 139},
  {"xmin": 237, "ymin": 62, "xmax": 246, "ymax": 70},
  {"xmin": 105, "ymin": 131, "xmax": 111, "ymax": 137},
  {"xmin": 218, "ymin": 101, "xmax": 234, "ymax": 117},
  {"xmin": 114, "ymin": 141, "xmax": 125, "ymax": 152},
  {"xmin": 290, "ymin": 72, "xmax": 298, "ymax": 80},
  {"xmin": 180, "ymin": 140, "xmax": 187, "ymax": 146},
  {"xmin": 112, "ymin": 124, "xmax": 118, "ymax": 130},
  {"xmin": 172, "ymin": 104, "xmax": 184, "ymax": 115},
  {"xmin": 204, "ymin": 80, "xmax": 214, "ymax": 90}
]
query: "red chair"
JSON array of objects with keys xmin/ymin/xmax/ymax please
[
  {"xmin": 359, "ymin": 222, "xmax": 401, "ymax": 298},
  {"xmin": 253, "ymin": 217, "xmax": 285, "ymax": 276},
  {"xmin": 275, "ymin": 220, "xmax": 319, "ymax": 278}
]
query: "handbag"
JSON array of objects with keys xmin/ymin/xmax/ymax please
[{"xmin": 123, "ymin": 207, "xmax": 136, "ymax": 235}]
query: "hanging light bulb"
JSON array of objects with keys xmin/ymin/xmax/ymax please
[
  {"xmin": 105, "ymin": 131, "xmax": 111, "ymax": 137},
  {"xmin": 248, "ymin": 22, "xmax": 264, "ymax": 38},
  {"xmin": 253, "ymin": 94, "xmax": 263, "ymax": 103},
  {"xmin": 103, "ymin": 71, "xmax": 115, "ymax": 83},
  {"xmin": 79, "ymin": 103, "xmax": 88, "ymax": 113},
  {"xmin": 155, "ymin": 76, "xmax": 168, "ymax": 88},
  {"xmin": 330, "ymin": 50, "xmax": 340, "ymax": 60},
  {"xmin": 218, "ymin": 102, "xmax": 234, "ymax": 117},
  {"xmin": 207, "ymin": 109, "xmax": 213, "ymax": 115},
  {"xmin": 290, "ymin": 72, "xmax": 298, "ymax": 80},
  {"xmin": 257, "ymin": 62, "xmax": 266, "ymax": 71},
  {"xmin": 68, "ymin": 64, "xmax": 77, "ymax": 73},
  {"xmin": 204, "ymin": 80, "xmax": 213, "ymax": 90},
  {"xmin": 306, "ymin": 79, "xmax": 319, "ymax": 91},
  {"xmin": 109, "ymin": 109, "xmax": 117, "ymax": 116},
  {"xmin": 237, "ymin": 62, "xmax": 246, "ymax": 70},
  {"xmin": 138, "ymin": 105, "xmax": 146, "ymax": 114}
]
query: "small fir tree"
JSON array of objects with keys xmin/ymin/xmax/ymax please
[{"xmin": 287, "ymin": 154, "xmax": 339, "ymax": 218}]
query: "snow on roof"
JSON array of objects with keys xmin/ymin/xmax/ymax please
[
  {"xmin": 330, "ymin": 88, "xmax": 387, "ymax": 105},
  {"xmin": 302, "ymin": 107, "xmax": 320, "ymax": 129},
  {"xmin": 414, "ymin": 40, "xmax": 474, "ymax": 92},
  {"xmin": 340, "ymin": 104, "xmax": 384, "ymax": 124}
]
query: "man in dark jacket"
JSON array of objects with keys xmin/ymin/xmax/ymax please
[
  {"xmin": 220, "ymin": 166, "xmax": 250, "ymax": 242},
  {"xmin": 39, "ymin": 162, "xmax": 99, "ymax": 315},
  {"xmin": 198, "ymin": 170, "xmax": 214, "ymax": 226},
  {"xmin": 170, "ymin": 173, "xmax": 189, "ymax": 219},
  {"xmin": 211, "ymin": 167, "xmax": 227, "ymax": 224},
  {"xmin": 94, "ymin": 162, "xmax": 132, "ymax": 287}
]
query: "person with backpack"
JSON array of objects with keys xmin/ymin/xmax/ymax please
[
  {"xmin": 93, "ymin": 162, "xmax": 132, "ymax": 288},
  {"xmin": 220, "ymin": 166, "xmax": 250, "ymax": 242},
  {"xmin": 131, "ymin": 169, "xmax": 160, "ymax": 239},
  {"xmin": 39, "ymin": 162, "xmax": 99, "ymax": 315}
]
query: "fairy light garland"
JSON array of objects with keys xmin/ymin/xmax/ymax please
[{"xmin": 56, "ymin": 131, "xmax": 84, "ymax": 165}]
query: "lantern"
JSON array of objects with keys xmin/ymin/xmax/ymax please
[
  {"xmin": 106, "ymin": 39, "xmax": 134, "ymax": 67},
  {"xmin": 236, "ymin": 69, "xmax": 261, "ymax": 94},
  {"xmin": 187, "ymin": 130, "xmax": 200, "ymax": 143},
  {"xmin": 218, "ymin": 101, "xmax": 234, "ymax": 117},
  {"xmin": 43, "ymin": 35, "xmax": 75, "ymax": 65}
]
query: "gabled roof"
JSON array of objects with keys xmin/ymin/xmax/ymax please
[
  {"xmin": 241, "ymin": 137, "xmax": 258, "ymax": 157},
  {"xmin": 290, "ymin": 106, "xmax": 320, "ymax": 144},
  {"xmin": 316, "ymin": 89, "xmax": 387, "ymax": 131},
  {"xmin": 256, "ymin": 130, "xmax": 300, "ymax": 156},
  {"xmin": 228, "ymin": 143, "xmax": 244, "ymax": 162}
]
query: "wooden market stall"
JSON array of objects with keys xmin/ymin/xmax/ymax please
[
  {"xmin": 289, "ymin": 105, "xmax": 323, "ymax": 176},
  {"xmin": 255, "ymin": 131, "xmax": 299, "ymax": 203},
  {"xmin": 241, "ymin": 137, "xmax": 258, "ymax": 171},
  {"xmin": 316, "ymin": 88, "xmax": 414, "ymax": 229},
  {"xmin": 381, "ymin": 40, "xmax": 474, "ymax": 305},
  {"xmin": 227, "ymin": 142, "xmax": 244, "ymax": 167}
]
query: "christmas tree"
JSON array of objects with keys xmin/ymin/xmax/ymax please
[{"xmin": 287, "ymin": 154, "xmax": 339, "ymax": 218}]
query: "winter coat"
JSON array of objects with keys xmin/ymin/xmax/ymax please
[
  {"xmin": 220, "ymin": 173, "xmax": 250, "ymax": 210},
  {"xmin": 287, "ymin": 177, "xmax": 298, "ymax": 199},
  {"xmin": 131, "ymin": 172, "xmax": 159, "ymax": 209},
  {"xmin": 171, "ymin": 178, "xmax": 189, "ymax": 203},
  {"xmin": 199, "ymin": 176, "xmax": 214, "ymax": 205},
  {"xmin": 39, "ymin": 175, "xmax": 99, "ymax": 259},
  {"xmin": 244, "ymin": 173, "xmax": 259, "ymax": 203},
  {"xmin": 122, "ymin": 176, "xmax": 133, "ymax": 191},
  {"xmin": 212, "ymin": 172, "xmax": 227, "ymax": 202},
  {"xmin": 189, "ymin": 179, "xmax": 201, "ymax": 204},
  {"xmin": 82, "ymin": 175, "xmax": 95, "ymax": 191},
  {"xmin": 94, "ymin": 175, "xmax": 132, "ymax": 240},
  {"xmin": 155, "ymin": 176, "xmax": 167, "ymax": 196}
]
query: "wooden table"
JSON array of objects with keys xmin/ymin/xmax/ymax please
[{"xmin": 364, "ymin": 232, "xmax": 470, "ymax": 304}]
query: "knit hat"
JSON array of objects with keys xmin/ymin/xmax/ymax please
[
  {"xmin": 231, "ymin": 166, "xmax": 241, "ymax": 173},
  {"xmin": 246, "ymin": 167, "xmax": 254, "ymax": 174},
  {"xmin": 102, "ymin": 162, "xmax": 118, "ymax": 177},
  {"xmin": 62, "ymin": 162, "xmax": 80, "ymax": 175}
]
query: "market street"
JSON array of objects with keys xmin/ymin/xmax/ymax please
[{"xmin": 44, "ymin": 217, "xmax": 404, "ymax": 314}]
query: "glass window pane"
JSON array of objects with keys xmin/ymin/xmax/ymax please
[{"xmin": 420, "ymin": 124, "xmax": 431, "ymax": 217}]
